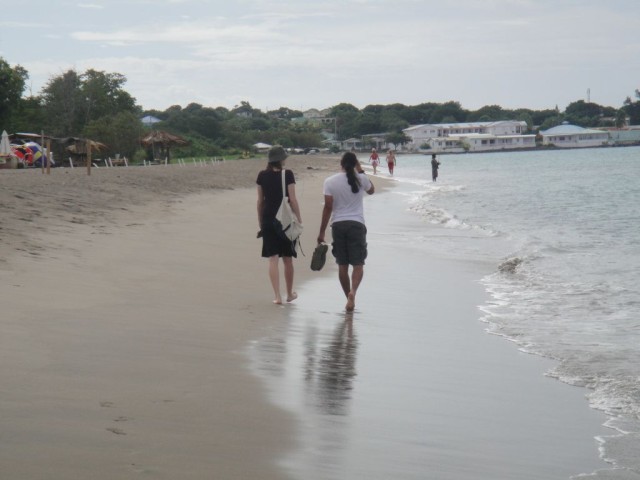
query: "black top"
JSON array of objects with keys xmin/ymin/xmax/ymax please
[{"xmin": 256, "ymin": 168, "xmax": 296, "ymax": 219}]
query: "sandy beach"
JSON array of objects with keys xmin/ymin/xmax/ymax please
[
  {"xmin": 0, "ymin": 156, "xmax": 343, "ymax": 479},
  {"xmin": 0, "ymin": 155, "xmax": 609, "ymax": 479}
]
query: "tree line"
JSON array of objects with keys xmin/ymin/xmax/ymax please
[{"xmin": 2, "ymin": 57, "xmax": 639, "ymax": 161}]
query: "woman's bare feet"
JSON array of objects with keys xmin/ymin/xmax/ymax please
[
  {"xmin": 345, "ymin": 292, "xmax": 355, "ymax": 312},
  {"xmin": 286, "ymin": 292, "xmax": 298, "ymax": 303},
  {"xmin": 273, "ymin": 297, "xmax": 282, "ymax": 305}
]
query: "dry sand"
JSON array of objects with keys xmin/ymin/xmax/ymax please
[{"xmin": 0, "ymin": 155, "xmax": 361, "ymax": 479}]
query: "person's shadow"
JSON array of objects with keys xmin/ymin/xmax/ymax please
[{"xmin": 310, "ymin": 313, "xmax": 358, "ymax": 416}]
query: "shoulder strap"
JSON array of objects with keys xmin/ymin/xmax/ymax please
[{"xmin": 281, "ymin": 169, "xmax": 286, "ymax": 199}]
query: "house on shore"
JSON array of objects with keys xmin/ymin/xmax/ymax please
[
  {"xmin": 291, "ymin": 108, "xmax": 337, "ymax": 140},
  {"xmin": 540, "ymin": 122, "xmax": 610, "ymax": 148},
  {"xmin": 341, "ymin": 138, "xmax": 363, "ymax": 151},
  {"xmin": 596, "ymin": 126, "xmax": 640, "ymax": 146},
  {"xmin": 403, "ymin": 120, "xmax": 535, "ymax": 153}
]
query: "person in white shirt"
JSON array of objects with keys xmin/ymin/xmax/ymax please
[{"xmin": 317, "ymin": 152, "xmax": 375, "ymax": 312}]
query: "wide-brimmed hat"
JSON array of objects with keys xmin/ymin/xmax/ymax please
[{"xmin": 268, "ymin": 145, "xmax": 288, "ymax": 163}]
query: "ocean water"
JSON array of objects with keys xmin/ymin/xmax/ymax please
[
  {"xmin": 249, "ymin": 146, "xmax": 640, "ymax": 479},
  {"xmin": 392, "ymin": 147, "xmax": 640, "ymax": 478}
]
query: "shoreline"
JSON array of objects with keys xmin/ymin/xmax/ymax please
[{"xmin": 249, "ymin": 177, "xmax": 610, "ymax": 479}]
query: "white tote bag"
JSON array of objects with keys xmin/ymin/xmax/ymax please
[{"xmin": 276, "ymin": 170, "xmax": 303, "ymax": 242}]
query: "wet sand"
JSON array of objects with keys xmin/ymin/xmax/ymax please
[{"xmin": 251, "ymin": 179, "xmax": 611, "ymax": 479}]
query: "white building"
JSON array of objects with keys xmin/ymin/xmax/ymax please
[
  {"xmin": 341, "ymin": 138, "xmax": 363, "ymax": 150},
  {"xmin": 599, "ymin": 126, "xmax": 640, "ymax": 145},
  {"xmin": 403, "ymin": 120, "xmax": 534, "ymax": 153},
  {"xmin": 540, "ymin": 123, "xmax": 610, "ymax": 148}
]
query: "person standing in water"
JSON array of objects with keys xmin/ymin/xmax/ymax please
[
  {"xmin": 318, "ymin": 152, "xmax": 375, "ymax": 312},
  {"xmin": 386, "ymin": 149, "xmax": 396, "ymax": 176},
  {"xmin": 431, "ymin": 154, "xmax": 440, "ymax": 182},
  {"xmin": 256, "ymin": 146, "xmax": 302, "ymax": 305},
  {"xmin": 369, "ymin": 148, "xmax": 380, "ymax": 175}
]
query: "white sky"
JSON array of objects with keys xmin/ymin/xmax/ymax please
[{"xmin": 1, "ymin": 0, "xmax": 639, "ymax": 113}]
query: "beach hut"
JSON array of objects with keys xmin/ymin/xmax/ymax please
[
  {"xmin": 61, "ymin": 137, "xmax": 108, "ymax": 166},
  {"xmin": 140, "ymin": 130, "xmax": 189, "ymax": 163}
]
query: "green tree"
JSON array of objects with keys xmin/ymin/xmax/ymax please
[
  {"xmin": 231, "ymin": 101, "xmax": 263, "ymax": 118},
  {"xmin": 539, "ymin": 115, "xmax": 564, "ymax": 131},
  {"xmin": 512, "ymin": 109, "xmax": 534, "ymax": 131},
  {"xmin": 467, "ymin": 105, "xmax": 504, "ymax": 122},
  {"xmin": 564, "ymin": 100, "xmax": 616, "ymax": 127},
  {"xmin": 80, "ymin": 69, "xmax": 138, "ymax": 124},
  {"xmin": 83, "ymin": 111, "xmax": 144, "ymax": 159},
  {"xmin": 11, "ymin": 95, "xmax": 44, "ymax": 133},
  {"xmin": 531, "ymin": 109, "xmax": 559, "ymax": 128},
  {"xmin": 268, "ymin": 107, "xmax": 302, "ymax": 120},
  {"xmin": 385, "ymin": 131, "xmax": 410, "ymax": 148},
  {"xmin": 356, "ymin": 112, "xmax": 381, "ymax": 135},
  {"xmin": 41, "ymin": 68, "xmax": 138, "ymax": 136},
  {"xmin": 404, "ymin": 102, "xmax": 440, "ymax": 124},
  {"xmin": 622, "ymin": 90, "xmax": 640, "ymax": 125},
  {"xmin": 429, "ymin": 101, "xmax": 467, "ymax": 123},
  {"xmin": 329, "ymin": 103, "xmax": 360, "ymax": 140},
  {"xmin": 379, "ymin": 109, "xmax": 409, "ymax": 132},
  {"xmin": 0, "ymin": 57, "xmax": 29, "ymax": 129},
  {"xmin": 41, "ymin": 69, "xmax": 83, "ymax": 135},
  {"xmin": 162, "ymin": 103, "xmax": 224, "ymax": 140}
]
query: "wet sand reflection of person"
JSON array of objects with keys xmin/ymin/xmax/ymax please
[{"xmin": 304, "ymin": 314, "xmax": 358, "ymax": 416}]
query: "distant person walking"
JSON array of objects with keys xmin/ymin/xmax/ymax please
[
  {"xmin": 431, "ymin": 154, "xmax": 440, "ymax": 182},
  {"xmin": 369, "ymin": 148, "xmax": 380, "ymax": 175},
  {"xmin": 256, "ymin": 146, "xmax": 302, "ymax": 305},
  {"xmin": 386, "ymin": 149, "xmax": 396, "ymax": 176},
  {"xmin": 318, "ymin": 152, "xmax": 375, "ymax": 312}
]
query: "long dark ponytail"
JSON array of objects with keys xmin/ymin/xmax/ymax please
[{"xmin": 341, "ymin": 152, "xmax": 361, "ymax": 193}]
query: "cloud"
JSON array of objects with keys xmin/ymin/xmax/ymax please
[
  {"xmin": 10, "ymin": 0, "xmax": 640, "ymax": 111},
  {"xmin": 71, "ymin": 21, "xmax": 274, "ymax": 45},
  {"xmin": 77, "ymin": 3, "xmax": 104, "ymax": 8}
]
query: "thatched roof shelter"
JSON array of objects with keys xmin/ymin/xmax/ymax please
[
  {"xmin": 140, "ymin": 130, "xmax": 188, "ymax": 147},
  {"xmin": 64, "ymin": 139, "xmax": 108, "ymax": 154},
  {"xmin": 56, "ymin": 137, "xmax": 108, "ymax": 167},
  {"xmin": 140, "ymin": 130, "xmax": 189, "ymax": 162}
]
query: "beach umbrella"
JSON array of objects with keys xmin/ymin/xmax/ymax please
[
  {"xmin": 12, "ymin": 145, "xmax": 33, "ymax": 165},
  {"xmin": 23, "ymin": 141, "xmax": 49, "ymax": 167},
  {"xmin": 0, "ymin": 130, "xmax": 11, "ymax": 156}
]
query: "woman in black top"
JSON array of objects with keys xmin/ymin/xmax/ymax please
[{"xmin": 256, "ymin": 146, "xmax": 302, "ymax": 304}]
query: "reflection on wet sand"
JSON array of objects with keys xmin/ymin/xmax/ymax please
[
  {"xmin": 304, "ymin": 313, "xmax": 357, "ymax": 416},
  {"xmin": 249, "ymin": 308, "xmax": 361, "ymax": 479}
]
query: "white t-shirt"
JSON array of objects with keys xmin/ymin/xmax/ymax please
[{"xmin": 323, "ymin": 172, "xmax": 372, "ymax": 224}]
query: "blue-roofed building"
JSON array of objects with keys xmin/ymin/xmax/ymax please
[
  {"xmin": 540, "ymin": 122, "xmax": 609, "ymax": 148},
  {"xmin": 141, "ymin": 115, "xmax": 162, "ymax": 126}
]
